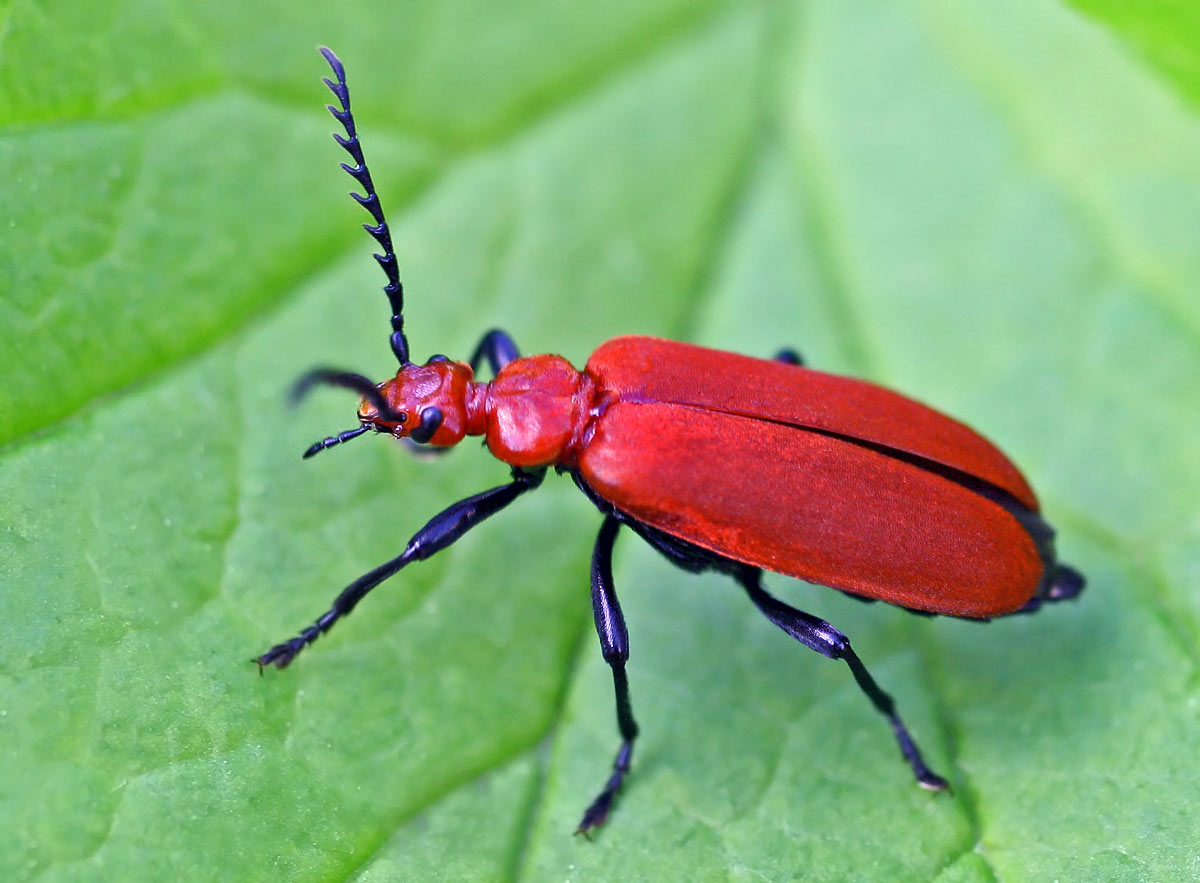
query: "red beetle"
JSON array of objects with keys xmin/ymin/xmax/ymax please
[{"xmin": 258, "ymin": 49, "xmax": 1084, "ymax": 834}]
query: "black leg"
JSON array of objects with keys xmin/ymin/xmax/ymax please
[
  {"xmin": 738, "ymin": 569, "xmax": 949, "ymax": 790},
  {"xmin": 469, "ymin": 329, "xmax": 520, "ymax": 378},
  {"xmin": 256, "ymin": 467, "xmax": 546, "ymax": 669},
  {"xmin": 774, "ymin": 348, "xmax": 804, "ymax": 366},
  {"xmin": 577, "ymin": 516, "xmax": 640, "ymax": 836}
]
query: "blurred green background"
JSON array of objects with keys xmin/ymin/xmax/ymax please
[{"xmin": 2, "ymin": 0, "xmax": 1198, "ymax": 880}]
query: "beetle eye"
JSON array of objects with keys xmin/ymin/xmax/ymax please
[{"xmin": 410, "ymin": 407, "xmax": 444, "ymax": 444}]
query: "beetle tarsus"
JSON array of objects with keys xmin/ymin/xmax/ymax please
[
  {"xmin": 886, "ymin": 712, "xmax": 950, "ymax": 791},
  {"xmin": 257, "ymin": 468, "xmax": 546, "ymax": 672},
  {"xmin": 577, "ymin": 516, "xmax": 638, "ymax": 835},
  {"xmin": 917, "ymin": 770, "xmax": 951, "ymax": 792},
  {"xmin": 575, "ymin": 802, "xmax": 608, "ymax": 836},
  {"xmin": 739, "ymin": 570, "xmax": 950, "ymax": 791},
  {"xmin": 575, "ymin": 752, "xmax": 627, "ymax": 835},
  {"xmin": 256, "ymin": 641, "xmax": 301, "ymax": 670},
  {"xmin": 576, "ymin": 742, "xmax": 633, "ymax": 836},
  {"xmin": 257, "ymin": 616, "xmax": 332, "ymax": 669}
]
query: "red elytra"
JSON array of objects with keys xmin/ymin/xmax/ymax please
[
  {"xmin": 578, "ymin": 337, "xmax": 1044, "ymax": 619},
  {"xmin": 257, "ymin": 48, "xmax": 1084, "ymax": 836}
]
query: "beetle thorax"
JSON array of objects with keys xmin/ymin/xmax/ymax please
[{"xmin": 482, "ymin": 355, "xmax": 596, "ymax": 468}]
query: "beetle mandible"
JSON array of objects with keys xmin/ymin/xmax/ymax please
[{"xmin": 257, "ymin": 48, "xmax": 1085, "ymax": 835}]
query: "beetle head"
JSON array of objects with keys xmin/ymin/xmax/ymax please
[
  {"xmin": 359, "ymin": 358, "xmax": 473, "ymax": 447},
  {"xmin": 294, "ymin": 357, "xmax": 475, "ymax": 459}
]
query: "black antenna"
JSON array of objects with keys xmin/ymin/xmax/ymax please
[
  {"xmin": 320, "ymin": 47, "xmax": 410, "ymax": 365},
  {"xmin": 291, "ymin": 367, "xmax": 409, "ymax": 458},
  {"xmin": 291, "ymin": 368, "xmax": 407, "ymax": 421}
]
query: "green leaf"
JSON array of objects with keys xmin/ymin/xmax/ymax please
[
  {"xmin": 1066, "ymin": 0, "xmax": 1200, "ymax": 110},
  {"xmin": 2, "ymin": 0, "xmax": 1197, "ymax": 880}
]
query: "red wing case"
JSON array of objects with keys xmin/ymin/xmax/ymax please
[
  {"xmin": 587, "ymin": 336, "xmax": 1039, "ymax": 512},
  {"xmin": 577, "ymin": 406, "xmax": 1044, "ymax": 618}
]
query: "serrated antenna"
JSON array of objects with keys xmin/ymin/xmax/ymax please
[{"xmin": 319, "ymin": 47, "xmax": 409, "ymax": 365}]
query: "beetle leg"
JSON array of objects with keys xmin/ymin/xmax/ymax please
[
  {"xmin": 256, "ymin": 467, "xmax": 546, "ymax": 669},
  {"xmin": 469, "ymin": 329, "xmax": 521, "ymax": 378},
  {"xmin": 577, "ymin": 516, "xmax": 640, "ymax": 836},
  {"xmin": 773, "ymin": 348, "xmax": 804, "ymax": 366},
  {"xmin": 738, "ymin": 570, "xmax": 950, "ymax": 791}
]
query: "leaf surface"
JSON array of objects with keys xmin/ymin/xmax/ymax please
[{"xmin": 2, "ymin": 1, "xmax": 1197, "ymax": 880}]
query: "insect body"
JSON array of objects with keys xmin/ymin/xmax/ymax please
[{"xmin": 258, "ymin": 48, "xmax": 1085, "ymax": 835}]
